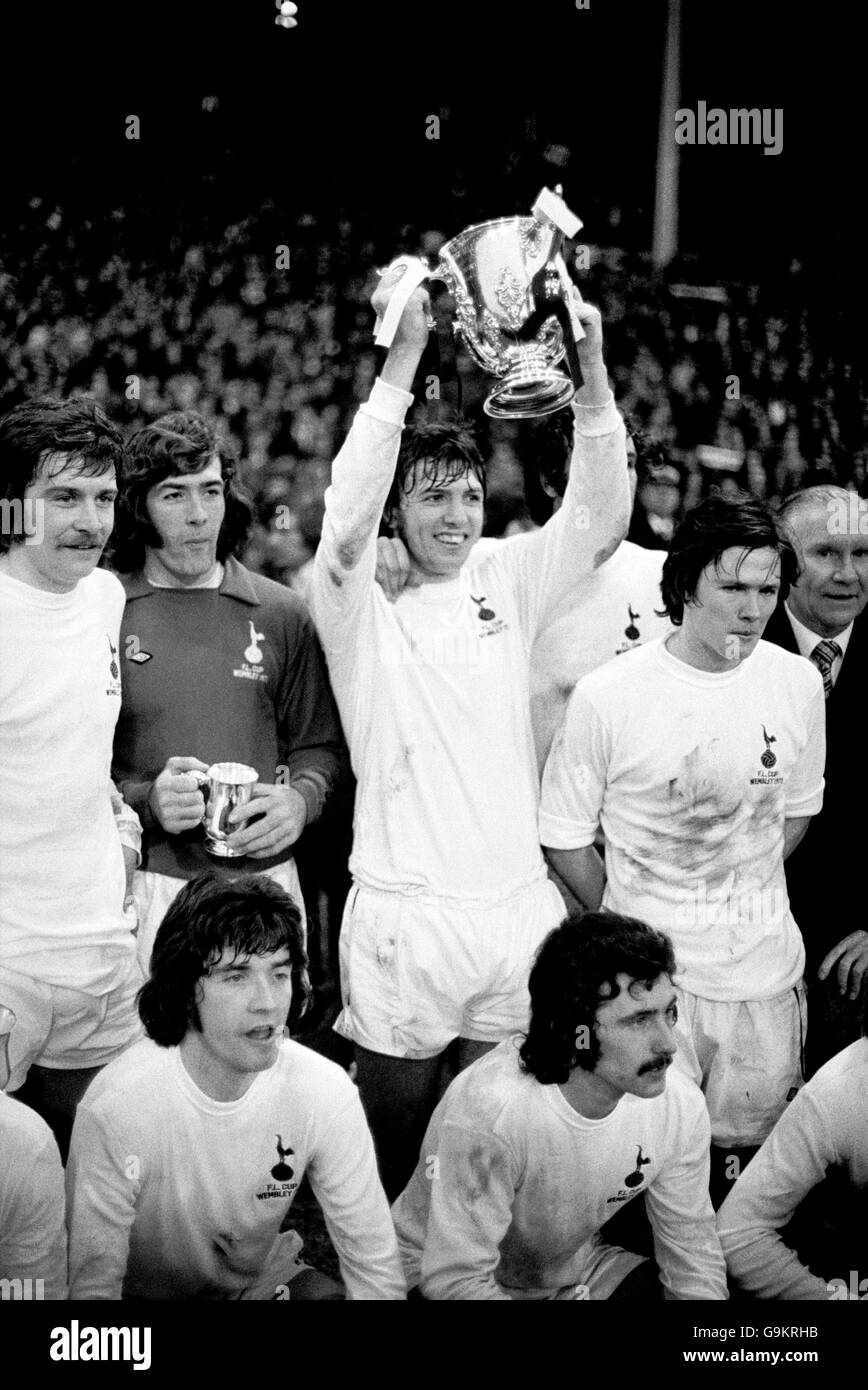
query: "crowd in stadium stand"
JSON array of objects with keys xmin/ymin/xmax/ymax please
[{"xmin": 1, "ymin": 199, "xmax": 865, "ymax": 590}]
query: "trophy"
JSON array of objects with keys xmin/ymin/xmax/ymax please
[
  {"xmin": 192, "ymin": 762, "xmax": 259, "ymax": 857},
  {"xmin": 375, "ymin": 186, "xmax": 586, "ymax": 419}
]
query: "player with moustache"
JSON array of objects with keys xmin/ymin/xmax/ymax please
[
  {"xmin": 392, "ymin": 912, "xmax": 727, "ymax": 1300},
  {"xmin": 0, "ymin": 397, "xmax": 142, "ymax": 1156}
]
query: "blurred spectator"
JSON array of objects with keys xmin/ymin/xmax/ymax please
[{"xmin": 1, "ymin": 198, "xmax": 865, "ymax": 564}]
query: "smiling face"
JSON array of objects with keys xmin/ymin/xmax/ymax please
[
  {"xmin": 389, "ymin": 462, "xmax": 485, "ymax": 583},
  {"xmin": 674, "ymin": 545, "xmax": 782, "ymax": 671},
  {"xmin": 143, "ymin": 456, "xmax": 226, "ymax": 586},
  {"xmin": 179, "ymin": 946, "xmax": 293, "ymax": 1101},
  {"xmin": 584, "ymin": 973, "xmax": 679, "ymax": 1110},
  {"xmin": 785, "ymin": 499, "xmax": 868, "ymax": 638},
  {"xmin": 0, "ymin": 452, "xmax": 117, "ymax": 593}
]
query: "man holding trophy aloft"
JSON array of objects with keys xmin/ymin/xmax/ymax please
[{"xmin": 310, "ymin": 193, "xmax": 631, "ymax": 1198}]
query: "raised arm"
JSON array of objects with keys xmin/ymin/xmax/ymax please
[
  {"xmin": 486, "ymin": 300, "xmax": 631, "ymax": 642},
  {"xmin": 309, "ymin": 270, "xmax": 430, "ymax": 647}
]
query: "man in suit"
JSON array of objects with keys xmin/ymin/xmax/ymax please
[{"xmin": 765, "ymin": 484, "xmax": 868, "ymax": 1073}]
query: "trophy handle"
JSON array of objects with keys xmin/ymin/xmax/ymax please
[{"xmin": 426, "ymin": 260, "xmax": 451, "ymax": 286}]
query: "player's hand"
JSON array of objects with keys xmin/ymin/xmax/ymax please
[
  {"xmin": 227, "ymin": 784, "xmax": 308, "ymax": 858},
  {"xmin": 573, "ymin": 297, "xmax": 604, "ymax": 367},
  {"xmin": 375, "ymin": 536, "xmax": 420, "ymax": 601},
  {"xmin": 371, "ymin": 263, "xmax": 432, "ymax": 355},
  {"xmin": 148, "ymin": 756, "xmax": 210, "ymax": 834},
  {"xmin": 818, "ymin": 930, "xmax": 868, "ymax": 1000}
]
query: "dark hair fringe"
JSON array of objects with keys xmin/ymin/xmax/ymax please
[
  {"xmin": 519, "ymin": 910, "xmax": 677, "ymax": 1085},
  {"xmin": 660, "ymin": 489, "xmax": 800, "ymax": 625},
  {"xmin": 138, "ymin": 872, "xmax": 310, "ymax": 1047},
  {"xmin": 0, "ymin": 395, "xmax": 124, "ymax": 551},
  {"xmin": 385, "ymin": 419, "xmax": 486, "ymax": 521},
  {"xmin": 108, "ymin": 410, "xmax": 252, "ymax": 573}
]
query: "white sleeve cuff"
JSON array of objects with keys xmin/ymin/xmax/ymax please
[
  {"xmin": 538, "ymin": 810, "xmax": 597, "ymax": 850},
  {"xmin": 360, "ymin": 377, "xmax": 415, "ymax": 426},
  {"xmin": 571, "ymin": 392, "xmax": 622, "ymax": 437}
]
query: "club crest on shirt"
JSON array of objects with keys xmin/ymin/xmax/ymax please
[
  {"xmin": 623, "ymin": 1144, "xmax": 651, "ymax": 1188},
  {"xmin": 470, "ymin": 594, "xmax": 508, "ymax": 638},
  {"xmin": 105, "ymin": 637, "xmax": 122, "ymax": 697},
  {"xmin": 233, "ymin": 622, "xmax": 268, "ymax": 682},
  {"xmin": 256, "ymin": 1134, "xmax": 299, "ymax": 1200},
  {"xmin": 606, "ymin": 1143, "xmax": 654, "ymax": 1204},
  {"xmin": 749, "ymin": 725, "xmax": 783, "ymax": 785},
  {"xmin": 615, "ymin": 602, "xmax": 644, "ymax": 656}
]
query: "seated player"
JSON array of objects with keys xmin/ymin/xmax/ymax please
[
  {"xmin": 66, "ymin": 873, "xmax": 404, "ymax": 1300},
  {"xmin": 0, "ymin": 1079, "xmax": 68, "ymax": 1301},
  {"xmin": 717, "ymin": 996, "xmax": 868, "ymax": 1300},
  {"xmin": 392, "ymin": 911, "xmax": 727, "ymax": 1300}
]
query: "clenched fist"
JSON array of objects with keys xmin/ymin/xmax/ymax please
[{"xmin": 372, "ymin": 261, "xmax": 433, "ymax": 357}]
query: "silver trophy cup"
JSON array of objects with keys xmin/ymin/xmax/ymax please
[
  {"xmin": 429, "ymin": 206, "xmax": 581, "ymax": 419},
  {"xmin": 194, "ymin": 762, "xmax": 259, "ymax": 858}
]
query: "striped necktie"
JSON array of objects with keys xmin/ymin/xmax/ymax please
[{"xmin": 810, "ymin": 639, "xmax": 842, "ymax": 699}]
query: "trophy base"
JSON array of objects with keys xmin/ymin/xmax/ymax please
[
  {"xmin": 484, "ymin": 368, "xmax": 576, "ymax": 419},
  {"xmin": 204, "ymin": 839, "xmax": 244, "ymax": 858}
]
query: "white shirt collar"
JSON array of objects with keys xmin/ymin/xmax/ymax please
[
  {"xmin": 144, "ymin": 560, "xmax": 225, "ymax": 590},
  {"xmin": 783, "ymin": 603, "xmax": 853, "ymax": 678}
]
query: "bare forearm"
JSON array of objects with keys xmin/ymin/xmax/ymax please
[
  {"xmin": 573, "ymin": 358, "xmax": 611, "ymax": 408},
  {"xmin": 380, "ymin": 342, "xmax": 425, "ymax": 394},
  {"xmin": 545, "ymin": 845, "xmax": 605, "ymax": 910}
]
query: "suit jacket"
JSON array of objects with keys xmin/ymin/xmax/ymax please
[{"xmin": 763, "ymin": 603, "xmax": 867, "ymax": 972}]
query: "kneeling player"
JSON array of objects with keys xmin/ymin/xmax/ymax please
[
  {"xmin": 66, "ymin": 873, "xmax": 404, "ymax": 1300},
  {"xmin": 392, "ymin": 912, "xmax": 727, "ymax": 1300}
]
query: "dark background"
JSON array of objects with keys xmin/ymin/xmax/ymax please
[
  {"xmin": 2, "ymin": 0, "xmax": 861, "ymax": 272},
  {"xmin": 0, "ymin": 0, "xmax": 864, "ymax": 569}
]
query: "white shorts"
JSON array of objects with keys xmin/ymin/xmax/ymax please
[
  {"xmin": 0, "ymin": 955, "xmax": 144, "ymax": 1094},
  {"xmin": 672, "ymin": 982, "xmax": 807, "ymax": 1149},
  {"xmin": 133, "ymin": 859, "xmax": 306, "ymax": 975},
  {"xmin": 334, "ymin": 876, "xmax": 566, "ymax": 1059}
]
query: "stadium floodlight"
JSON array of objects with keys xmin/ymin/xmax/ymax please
[{"xmin": 275, "ymin": 1, "xmax": 298, "ymax": 28}]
